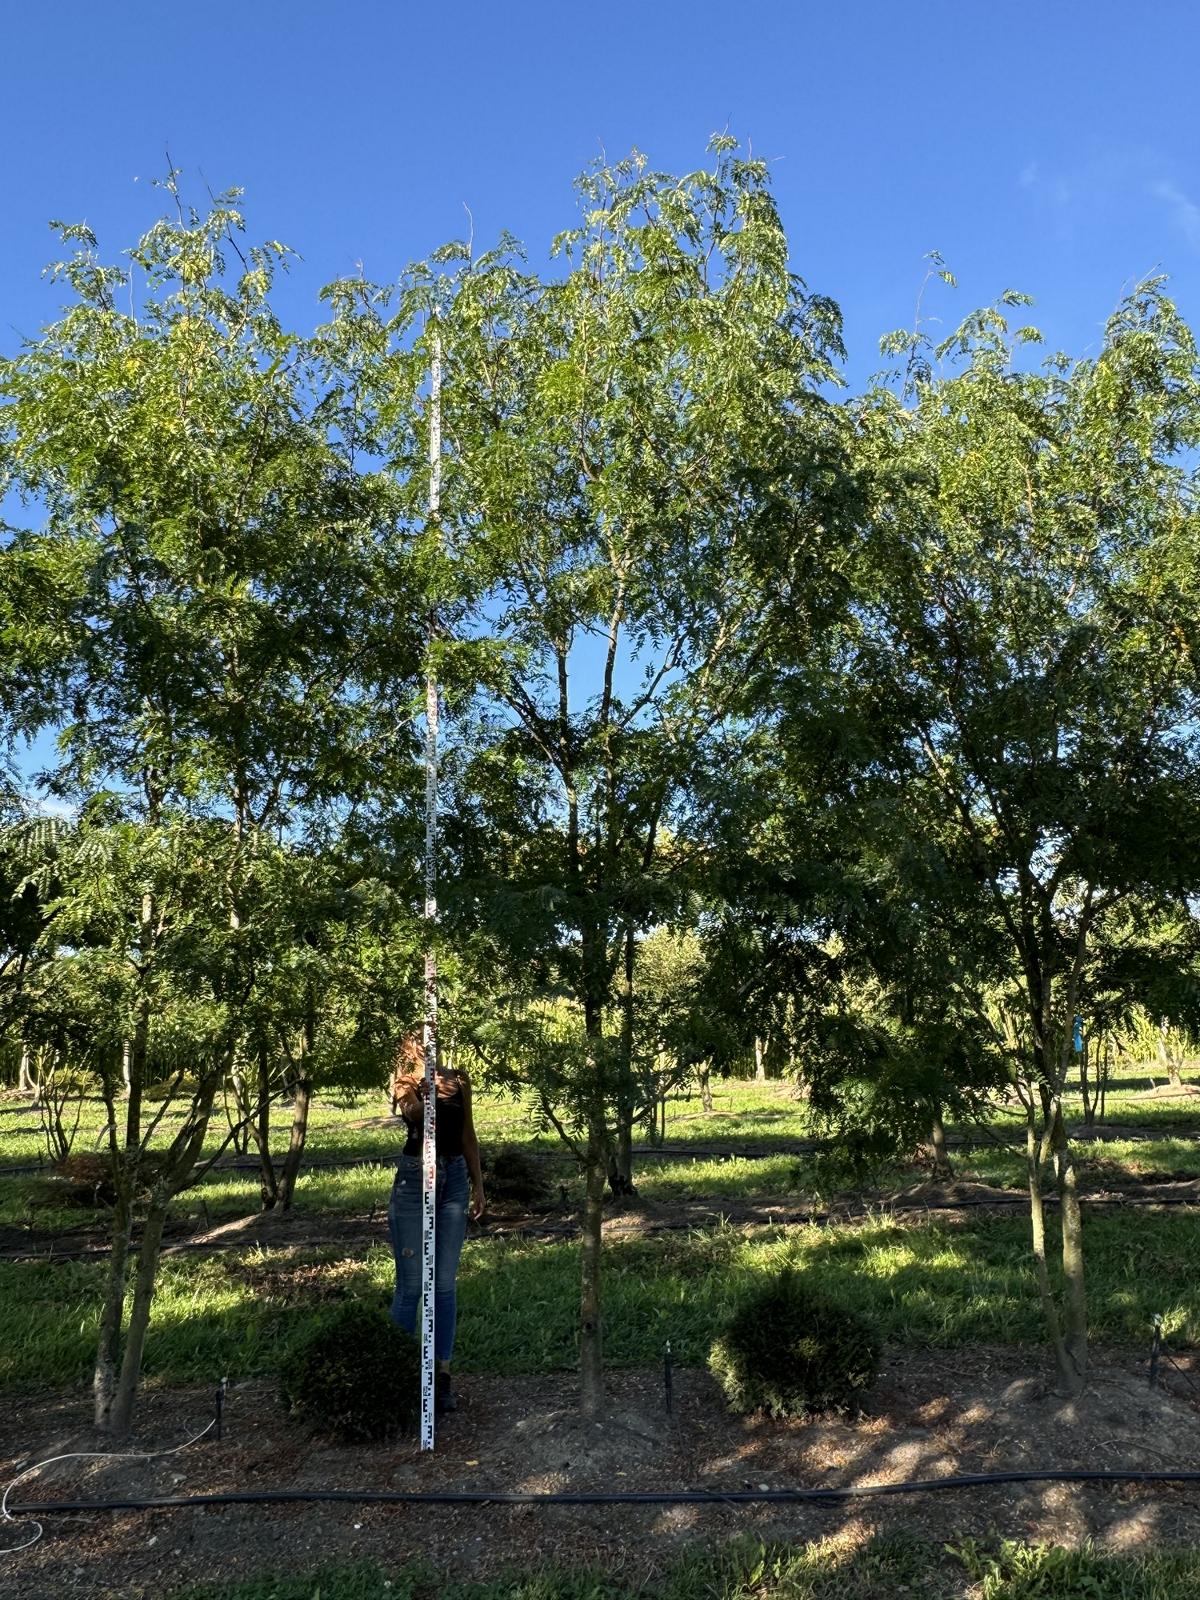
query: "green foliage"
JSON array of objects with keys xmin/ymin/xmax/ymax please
[
  {"xmin": 953, "ymin": 1538, "xmax": 1200, "ymax": 1599},
  {"xmin": 279, "ymin": 1300, "xmax": 420, "ymax": 1443},
  {"xmin": 709, "ymin": 1270, "xmax": 880, "ymax": 1417}
]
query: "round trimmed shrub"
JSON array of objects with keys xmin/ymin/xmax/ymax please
[
  {"xmin": 280, "ymin": 1301, "xmax": 421, "ymax": 1443},
  {"xmin": 709, "ymin": 1273, "xmax": 880, "ymax": 1418}
]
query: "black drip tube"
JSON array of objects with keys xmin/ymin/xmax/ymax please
[{"xmin": 11, "ymin": 1468, "xmax": 1200, "ymax": 1515}]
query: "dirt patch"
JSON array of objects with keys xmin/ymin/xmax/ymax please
[{"xmin": 1, "ymin": 1347, "xmax": 1198, "ymax": 1599}]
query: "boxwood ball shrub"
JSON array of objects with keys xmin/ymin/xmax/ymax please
[
  {"xmin": 709, "ymin": 1272, "xmax": 880, "ymax": 1418},
  {"xmin": 280, "ymin": 1301, "xmax": 421, "ymax": 1442}
]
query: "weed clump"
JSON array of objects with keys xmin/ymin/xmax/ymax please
[
  {"xmin": 280, "ymin": 1301, "xmax": 420, "ymax": 1442},
  {"xmin": 35, "ymin": 1152, "xmax": 168, "ymax": 1208},
  {"xmin": 709, "ymin": 1272, "xmax": 879, "ymax": 1418},
  {"xmin": 483, "ymin": 1144, "xmax": 553, "ymax": 1207}
]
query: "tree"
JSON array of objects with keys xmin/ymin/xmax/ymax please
[
  {"xmin": 0, "ymin": 176, "xmax": 422, "ymax": 1431},
  {"xmin": 385, "ymin": 139, "xmax": 846, "ymax": 1416},
  {"xmin": 834, "ymin": 278, "xmax": 1200, "ymax": 1393}
]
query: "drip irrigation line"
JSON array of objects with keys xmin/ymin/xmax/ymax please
[
  {"xmin": 9, "ymin": 1467, "xmax": 1200, "ymax": 1519},
  {"xmin": 1, "ymin": 1410, "xmax": 219, "ymax": 1557}
]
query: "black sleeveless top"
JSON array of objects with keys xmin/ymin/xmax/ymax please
[{"xmin": 403, "ymin": 1082, "xmax": 465, "ymax": 1161}]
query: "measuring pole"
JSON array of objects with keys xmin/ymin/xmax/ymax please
[{"xmin": 419, "ymin": 328, "xmax": 442, "ymax": 1453}]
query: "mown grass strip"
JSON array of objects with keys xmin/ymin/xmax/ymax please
[
  {"xmin": 1, "ymin": 1210, "xmax": 1194, "ymax": 1391},
  {"xmin": 7, "ymin": 1128, "xmax": 1198, "ymax": 1236},
  {"xmin": 169, "ymin": 1534, "xmax": 1200, "ymax": 1600}
]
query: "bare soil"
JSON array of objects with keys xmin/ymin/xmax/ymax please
[{"xmin": 2, "ymin": 1347, "xmax": 1198, "ymax": 1599}]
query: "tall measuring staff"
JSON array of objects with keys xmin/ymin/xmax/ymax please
[{"xmin": 419, "ymin": 327, "xmax": 443, "ymax": 1452}]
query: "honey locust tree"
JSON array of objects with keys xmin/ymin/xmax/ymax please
[
  {"xmin": 378, "ymin": 138, "xmax": 847, "ymax": 1416},
  {"xmin": 0, "ymin": 179, "xmax": 421, "ymax": 1431},
  {"xmin": 840, "ymin": 279, "xmax": 1200, "ymax": 1394}
]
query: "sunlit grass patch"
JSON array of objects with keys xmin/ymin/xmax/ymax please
[
  {"xmin": 171, "ymin": 1534, "xmax": 1200, "ymax": 1600},
  {"xmin": 3, "ymin": 1207, "xmax": 1194, "ymax": 1392}
]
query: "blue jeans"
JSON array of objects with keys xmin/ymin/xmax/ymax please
[{"xmin": 387, "ymin": 1154, "xmax": 468, "ymax": 1363}]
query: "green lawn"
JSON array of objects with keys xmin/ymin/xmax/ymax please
[
  {"xmin": 2, "ymin": 1208, "xmax": 1193, "ymax": 1391},
  {"xmin": 3, "ymin": 1072, "xmax": 1197, "ymax": 1401},
  {"xmin": 5, "ymin": 1071, "xmax": 1197, "ymax": 1237},
  {"xmin": 172, "ymin": 1537, "xmax": 1200, "ymax": 1600}
]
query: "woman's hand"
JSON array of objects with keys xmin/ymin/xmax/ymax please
[{"xmin": 469, "ymin": 1181, "xmax": 486, "ymax": 1222}]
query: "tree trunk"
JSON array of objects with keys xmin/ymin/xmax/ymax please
[
  {"xmin": 279, "ymin": 997, "xmax": 316, "ymax": 1211},
  {"xmin": 648, "ymin": 1054, "xmax": 667, "ymax": 1148},
  {"xmin": 107, "ymin": 1193, "xmax": 169, "ymax": 1437},
  {"xmin": 127, "ymin": 992, "xmax": 148, "ymax": 1157},
  {"xmin": 252, "ymin": 1046, "xmax": 278, "ymax": 1211},
  {"xmin": 18, "ymin": 1044, "xmax": 37, "ymax": 1101},
  {"xmin": 1158, "ymin": 1021, "xmax": 1184, "ymax": 1091},
  {"xmin": 607, "ymin": 1120, "xmax": 635, "ymax": 1198},
  {"xmin": 1053, "ymin": 1108, "xmax": 1088, "ymax": 1395},
  {"xmin": 579, "ymin": 1136, "xmax": 607, "ymax": 1419},
  {"xmin": 278, "ymin": 1075, "xmax": 312, "ymax": 1211},
  {"xmin": 227, "ymin": 1045, "xmax": 251, "ymax": 1157},
  {"xmin": 607, "ymin": 924, "xmax": 637, "ymax": 1198},
  {"xmin": 1079, "ymin": 1036, "xmax": 1095, "ymax": 1128},
  {"xmin": 929, "ymin": 1111, "xmax": 953, "ymax": 1179},
  {"xmin": 1025, "ymin": 1099, "xmax": 1067, "ymax": 1383},
  {"xmin": 93, "ymin": 1195, "xmax": 133, "ymax": 1428},
  {"xmin": 754, "ymin": 1036, "xmax": 767, "ymax": 1082},
  {"xmin": 698, "ymin": 1065, "xmax": 714, "ymax": 1115}
]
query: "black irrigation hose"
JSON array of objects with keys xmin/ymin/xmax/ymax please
[{"xmin": 12, "ymin": 1467, "xmax": 1200, "ymax": 1517}]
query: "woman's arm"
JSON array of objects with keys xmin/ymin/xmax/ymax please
[
  {"xmin": 392, "ymin": 1069, "xmax": 423, "ymax": 1124},
  {"xmin": 460, "ymin": 1075, "xmax": 486, "ymax": 1221}
]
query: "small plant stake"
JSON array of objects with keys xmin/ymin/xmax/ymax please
[
  {"xmin": 664, "ymin": 1340, "xmax": 673, "ymax": 1416},
  {"xmin": 1149, "ymin": 1314, "xmax": 1162, "ymax": 1391}
]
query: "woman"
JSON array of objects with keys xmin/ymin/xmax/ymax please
[{"xmin": 388, "ymin": 1035, "xmax": 485, "ymax": 1413}]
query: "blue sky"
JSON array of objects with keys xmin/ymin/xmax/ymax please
[{"xmin": 3, "ymin": 0, "xmax": 1199, "ymax": 383}]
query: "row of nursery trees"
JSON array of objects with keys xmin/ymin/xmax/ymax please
[{"xmin": 2, "ymin": 142, "xmax": 1200, "ymax": 1430}]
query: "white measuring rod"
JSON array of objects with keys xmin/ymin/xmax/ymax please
[{"xmin": 419, "ymin": 325, "xmax": 443, "ymax": 1453}]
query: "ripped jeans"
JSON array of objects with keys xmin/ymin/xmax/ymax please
[{"xmin": 387, "ymin": 1153, "xmax": 469, "ymax": 1363}]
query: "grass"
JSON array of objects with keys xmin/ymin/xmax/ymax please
[
  {"xmin": 3, "ymin": 1072, "xmax": 1198, "ymax": 1399},
  {"xmin": 8, "ymin": 1134, "xmax": 1198, "ymax": 1236},
  {"xmin": 170, "ymin": 1536, "xmax": 1200, "ymax": 1600},
  {"xmin": 5, "ymin": 1070, "xmax": 1198, "ymax": 1237},
  {"xmin": 950, "ymin": 1135, "xmax": 1200, "ymax": 1190},
  {"xmin": 2, "ymin": 1207, "xmax": 1194, "ymax": 1391}
]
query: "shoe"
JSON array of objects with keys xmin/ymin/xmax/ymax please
[{"xmin": 436, "ymin": 1370, "xmax": 457, "ymax": 1414}]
